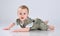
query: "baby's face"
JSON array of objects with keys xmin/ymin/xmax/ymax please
[{"xmin": 17, "ymin": 8, "xmax": 28, "ymax": 21}]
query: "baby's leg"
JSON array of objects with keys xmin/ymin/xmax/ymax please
[
  {"xmin": 39, "ymin": 23, "xmax": 48, "ymax": 31},
  {"xmin": 39, "ymin": 23, "xmax": 54, "ymax": 31},
  {"xmin": 31, "ymin": 18, "xmax": 48, "ymax": 31},
  {"xmin": 34, "ymin": 18, "xmax": 48, "ymax": 31},
  {"xmin": 31, "ymin": 22, "xmax": 48, "ymax": 31},
  {"xmin": 30, "ymin": 23, "xmax": 39, "ymax": 30}
]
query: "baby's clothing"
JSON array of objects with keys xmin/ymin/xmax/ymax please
[
  {"xmin": 16, "ymin": 17, "xmax": 33, "ymax": 28},
  {"xmin": 14, "ymin": 17, "xmax": 48, "ymax": 31},
  {"xmin": 30, "ymin": 18, "xmax": 48, "ymax": 31}
]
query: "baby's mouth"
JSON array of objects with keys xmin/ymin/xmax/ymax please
[{"xmin": 21, "ymin": 17, "xmax": 24, "ymax": 19}]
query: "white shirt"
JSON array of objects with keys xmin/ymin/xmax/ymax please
[{"xmin": 12, "ymin": 21, "xmax": 33, "ymax": 29}]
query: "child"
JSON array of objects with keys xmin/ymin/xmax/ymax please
[{"xmin": 3, "ymin": 5, "xmax": 54, "ymax": 32}]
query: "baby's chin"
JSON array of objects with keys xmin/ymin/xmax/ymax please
[
  {"xmin": 20, "ymin": 18, "xmax": 25, "ymax": 21},
  {"xmin": 20, "ymin": 17, "xmax": 27, "ymax": 21}
]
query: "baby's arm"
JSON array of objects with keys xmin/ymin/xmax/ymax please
[
  {"xmin": 13, "ymin": 22, "xmax": 33, "ymax": 32},
  {"xmin": 3, "ymin": 23, "xmax": 15, "ymax": 30},
  {"xmin": 13, "ymin": 27, "xmax": 30, "ymax": 32}
]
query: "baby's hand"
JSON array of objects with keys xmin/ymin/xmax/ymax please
[{"xmin": 3, "ymin": 27, "xmax": 10, "ymax": 30}]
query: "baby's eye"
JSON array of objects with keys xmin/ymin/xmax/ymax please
[
  {"xmin": 20, "ymin": 13, "xmax": 22, "ymax": 15},
  {"xmin": 24, "ymin": 13, "xmax": 26, "ymax": 15}
]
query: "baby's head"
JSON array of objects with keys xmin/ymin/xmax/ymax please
[{"xmin": 17, "ymin": 5, "xmax": 29, "ymax": 21}]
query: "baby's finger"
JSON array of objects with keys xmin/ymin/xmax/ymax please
[{"xmin": 3, "ymin": 28, "xmax": 9, "ymax": 30}]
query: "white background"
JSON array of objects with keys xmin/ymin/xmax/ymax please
[{"xmin": 0, "ymin": 0, "xmax": 60, "ymax": 36}]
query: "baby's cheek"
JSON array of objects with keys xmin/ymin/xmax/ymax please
[
  {"xmin": 25, "ymin": 15, "xmax": 28, "ymax": 18},
  {"xmin": 19, "ymin": 15, "xmax": 21, "ymax": 17}
]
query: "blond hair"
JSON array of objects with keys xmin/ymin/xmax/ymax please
[{"xmin": 18, "ymin": 5, "xmax": 29, "ymax": 13}]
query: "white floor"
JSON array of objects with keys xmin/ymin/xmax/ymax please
[{"xmin": 0, "ymin": 24, "xmax": 60, "ymax": 36}]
